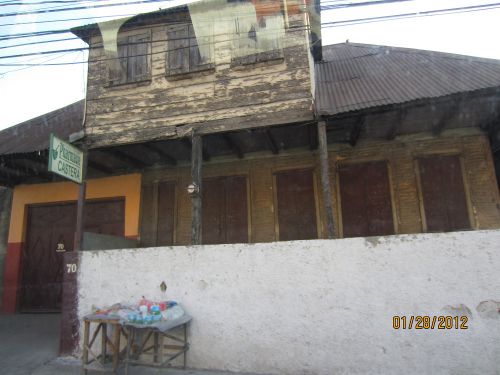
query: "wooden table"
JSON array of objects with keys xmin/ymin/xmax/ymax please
[
  {"xmin": 123, "ymin": 317, "xmax": 191, "ymax": 375},
  {"xmin": 81, "ymin": 315, "xmax": 127, "ymax": 374}
]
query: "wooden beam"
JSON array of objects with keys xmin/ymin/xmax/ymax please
[
  {"xmin": 222, "ymin": 134, "xmax": 244, "ymax": 159},
  {"xmin": 265, "ymin": 129, "xmax": 279, "ymax": 154},
  {"xmin": 308, "ymin": 123, "xmax": 319, "ymax": 150},
  {"xmin": 386, "ymin": 107, "xmax": 407, "ymax": 140},
  {"xmin": 432, "ymin": 99, "xmax": 461, "ymax": 136},
  {"xmin": 141, "ymin": 143, "xmax": 177, "ymax": 166},
  {"xmin": 191, "ymin": 133, "xmax": 203, "ymax": 245},
  {"xmin": 102, "ymin": 148, "xmax": 146, "ymax": 169},
  {"xmin": 181, "ymin": 138, "xmax": 210, "ymax": 162},
  {"xmin": 317, "ymin": 121, "xmax": 336, "ymax": 239},
  {"xmin": 349, "ymin": 117, "xmax": 365, "ymax": 147}
]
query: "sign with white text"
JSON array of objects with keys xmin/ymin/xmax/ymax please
[{"xmin": 48, "ymin": 134, "xmax": 83, "ymax": 184}]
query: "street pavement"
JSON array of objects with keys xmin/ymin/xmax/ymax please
[{"xmin": 0, "ymin": 314, "xmax": 264, "ymax": 375}]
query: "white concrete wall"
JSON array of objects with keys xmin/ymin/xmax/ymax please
[{"xmin": 78, "ymin": 230, "xmax": 500, "ymax": 375}]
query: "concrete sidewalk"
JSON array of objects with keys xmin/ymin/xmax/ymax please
[{"xmin": 0, "ymin": 314, "xmax": 264, "ymax": 375}]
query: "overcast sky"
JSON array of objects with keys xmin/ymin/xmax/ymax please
[{"xmin": 0, "ymin": 0, "xmax": 499, "ymax": 130}]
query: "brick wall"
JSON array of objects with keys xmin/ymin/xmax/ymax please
[{"xmin": 141, "ymin": 131, "xmax": 500, "ymax": 245}]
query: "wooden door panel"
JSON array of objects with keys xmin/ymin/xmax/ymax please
[
  {"xmin": 418, "ymin": 155, "xmax": 470, "ymax": 232},
  {"xmin": 157, "ymin": 182, "xmax": 176, "ymax": 246},
  {"xmin": 202, "ymin": 176, "xmax": 249, "ymax": 245},
  {"xmin": 225, "ymin": 177, "xmax": 248, "ymax": 244},
  {"xmin": 202, "ymin": 178, "xmax": 226, "ymax": 244},
  {"xmin": 20, "ymin": 199, "xmax": 125, "ymax": 312},
  {"xmin": 21, "ymin": 204, "xmax": 75, "ymax": 312},
  {"xmin": 339, "ymin": 161, "xmax": 394, "ymax": 238},
  {"xmin": 276, "ymin": 169, "xmax": 318, "ymax": 241}
]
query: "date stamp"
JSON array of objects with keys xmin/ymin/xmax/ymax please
[{"xmin": 393, "ymin": 316, "xmax": 468, "ymax": 330}]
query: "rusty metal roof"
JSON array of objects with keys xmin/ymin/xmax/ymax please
[
  {"xmin": 316, "ymin": 43, "xmax": 500, "ymax": 116},
  {"xmin": 0, "ymin": 100, "xmax": 84, "ymax": 155}
]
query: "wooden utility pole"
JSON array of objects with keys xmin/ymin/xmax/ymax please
[
  {"xmin": 74, "ymin": 148, "xmax": 88, "ymax": 251},
  {"xmin": 191, "ymin": 133, "xmax": 203, "ymax": 245},
  {"xmin": 317, "ymin": 121, "xmax": 336, "ymax": 238}
]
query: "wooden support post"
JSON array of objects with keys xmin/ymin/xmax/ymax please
[
  {"xmin": 191, "ymin": 134, "xmax": 203, "ymax": 245},
  {"xmin": 74, "ymin": 148, "xmax": 88, "ymax": 251},
  {"xmin": 60, "ymin": 147, "xmax": 87, "ymax": 355},
  {"xmin": 317, "ymin": 121, "xmax": 336, "ymax": 239}
]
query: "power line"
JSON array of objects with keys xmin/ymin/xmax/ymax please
[
  {"xmin": 322, "ymin": 1, "xmax": 500, "ymax": 27},
  {"xmin": 0, "ymin": 0, "xmax": 176, "ymax": 17}
]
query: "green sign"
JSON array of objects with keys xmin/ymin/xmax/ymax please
[{"xmin": 48, "ymin": 134, "xmax": 83, "ymax": 184}]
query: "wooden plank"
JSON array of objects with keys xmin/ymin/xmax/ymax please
[
  {"xmin": 191, "ymin": 134, "xmax": 203, "ymax": 245},
  {"xmin": 317, "ymin": 121, "xmax": 335, "ymax": 238}
]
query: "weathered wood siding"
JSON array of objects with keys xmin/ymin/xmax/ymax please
[
  {"xmin": 85, "ymin": 12, "xmax": 314, "ymax": 147},
  {"xmin": 140, "ymin": 131, "xmax": 500, "ymax": 245}
]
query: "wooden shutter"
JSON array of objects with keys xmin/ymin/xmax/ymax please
[
  {"xmin": 140, "ymin": 181, "xmax": 176, "ymax": 246},
  {"xmin": 167, "ymin": 25, "xmax": 190, "ymax": 75},
  {"xmin": 108, "ymin": 39, "xmax": 128, "ymax": 85},
  {"xmin": 275, "ymin": 169, "xmax": 318, "ymax": 241},
  {"xmin": 418, "ymin": 155, "xmax": 470, "ymax": 232},
  {"xmin": 127, "ymin": 33, "xmax": 150, "ymax": 82},
  {"xmin": 202, "ymin": 176, "xmax": 248, "ymax": 244},
  {"xmin": 338, "ymin": 161, "xmax": 394, "ymax": 238}
]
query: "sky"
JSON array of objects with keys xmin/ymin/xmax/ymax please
[{"xmin": 0, "ymin": 0, "xmax": 500, "ymax": 130}]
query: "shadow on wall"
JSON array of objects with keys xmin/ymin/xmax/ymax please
[{"xmin": 0, "ymin": 187, "xmax": 13, "ymax": 311}]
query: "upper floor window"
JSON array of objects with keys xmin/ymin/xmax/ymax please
[
  {"xmin": 166, "ymin": 24, "xmax": 214, "ymax": 76},
  {"xmin": 232, "ymin": 14, "xmax": 284, "ymax": 66},
  {"xmin": 109, "ymin": 32, "xmax": 151, "ymax": 85}
]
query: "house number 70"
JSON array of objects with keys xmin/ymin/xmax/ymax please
[{"xmin": 66, "ymin": 263, "xmax": 77, "ymax": 274}]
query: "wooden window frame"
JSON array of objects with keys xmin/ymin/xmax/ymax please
[
  {"xmin": 335, "ymin": 158, "xmax": 399, "ymax": 239},
  {"xmin": 413, "ymin": 152, "xmax": 476, "ymax": 233},
  {"xmin": 166, "ymin": 23, "xmax": 214, "ymax": 77},
  {"xmin": 272, "ymin": 167, "xmax": 322, "ymax": 241},
  {"xmin": 108, "ymin": 31, "xmax": 152, "ymax": 87},
  {"xmin": 230, "ymin": 16, "xmax": 284, "ymax": 68}
]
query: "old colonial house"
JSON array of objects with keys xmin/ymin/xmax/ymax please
[{"xmin": 0, "ymin": 0, "xmax": 500, "ymax": 360}]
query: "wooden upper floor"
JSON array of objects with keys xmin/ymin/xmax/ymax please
[{"xmin": 72, "ymin": 0, "xmax": 321, "ymax": 148}]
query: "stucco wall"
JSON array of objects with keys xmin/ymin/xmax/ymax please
[{"xmin": 78, "ymin": 230, "xmax": 500, "ymax": 374}]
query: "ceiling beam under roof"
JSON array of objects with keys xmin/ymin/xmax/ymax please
[
  {"xmin": 308, "ymin": 123, "xmax": 319, "ymax": 150},
  {"xmin": 87, "ymin": 159, "xmax": 113, "ymax": 174},
  {"xmin": 142, "ymin": 143, "xmax": 177, "ymax": 166},
  {"xmin": 101, "ymin": 149, "xmax": 147, "ymax": 169},
  {"xmin": 349, "ymin": 116, "xmax": 365, "ymax": 147},
  {"xmin": 222, "ymin": 134, "xmax": 244, "ymax": 159},
  {"xmin": 432, "ymin": 97, "xmax": 463, "ymax": 136},
  {"xmin": 386, "ymin": 107, "xmax": 408, "ymax": 140},
  {"xmin": 265, "ymin": 129, "xmax": 279, "ymax": 155}
]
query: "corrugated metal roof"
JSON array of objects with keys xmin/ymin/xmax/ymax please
[
  {"xmin": 316, "ymin": 43, "xmax": 500, "ymax": 116},
  {"xmin": 0, "ymin": 100, "xmax": 84, "ymax": 155}
]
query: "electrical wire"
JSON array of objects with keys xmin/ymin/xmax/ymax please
[{"xmin": 0, "ymin": 0, "xmax": 177, "ymax": 17}]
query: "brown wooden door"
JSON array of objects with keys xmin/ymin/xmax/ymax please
[
  {"xmin": 275, "ymin": 169, "xmax": 318, "ymax": 241},
  {"xmin": 140, "ymin": 182, "xmax": 176, "ymax": 247},
  {"xmin": 202, "ymin": 176, "xmax": 248, "ymax": 244},
  {"xmin": 20, "ymin": 199, "xmax": 125, "ymax": 312},
  {"xmin": 21, "ymin": 203, "xmax": 76, "ymax": 312},
  {"xmin": 418, "ymin": 155, "xmax": 470, "ymax": 232},
  {"xmin": 339, "ymin": 161, "xmax": 394, "ymax": 238}
]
